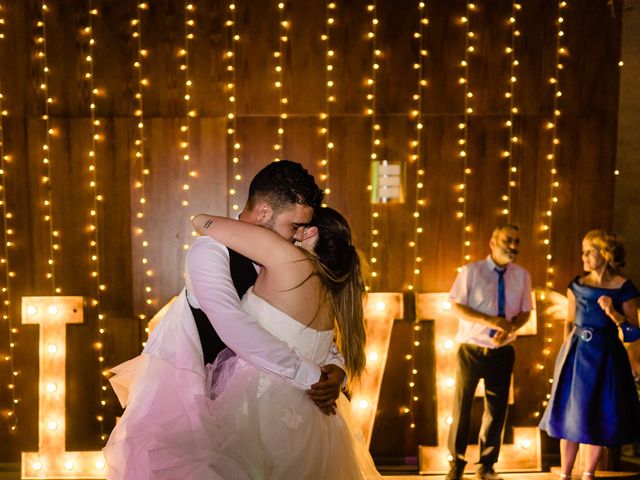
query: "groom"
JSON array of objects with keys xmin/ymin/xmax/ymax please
[{"xmin": 185, "ymin": 160, "xmax": 345, "ymax": 413}]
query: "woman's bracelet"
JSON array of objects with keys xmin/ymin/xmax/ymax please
[{"xmin": 614, "ymin": 315, "xmax": 627, "ymax": 327}]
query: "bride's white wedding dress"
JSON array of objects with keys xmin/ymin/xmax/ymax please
[{"xmin": 104, "ymin": 288, "xmax": 381, "ymax": 479}]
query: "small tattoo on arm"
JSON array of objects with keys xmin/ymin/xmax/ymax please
[{"xmin": 203, "ymin": 219, "xmax": 213, "ymax": 229}]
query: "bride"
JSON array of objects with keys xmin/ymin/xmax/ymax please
[
  {"xmin": 106, "ymin": 206, "xmax": 381, "ymax": 479},
  {"xmin": 185, "ymin": 206, "xmax": 381, "ymax": 479}
]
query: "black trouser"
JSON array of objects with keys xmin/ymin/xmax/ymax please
[{"xmin": 447, "ymin": 343, "xmax": 515, "ymax": 467}]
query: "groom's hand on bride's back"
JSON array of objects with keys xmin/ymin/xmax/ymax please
[{"xmin": 307, "ymin": 364, "xmax": 346, "ymax": 416}]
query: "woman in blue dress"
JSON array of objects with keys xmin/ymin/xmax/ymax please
[{"xmin": 539, "ymin": 230, "xmax": 640, "ymax": 480}]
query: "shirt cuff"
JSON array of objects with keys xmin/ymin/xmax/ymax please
[{"xmin": 293, "ymin": 358, "xmax": 322, "ymax": 389}]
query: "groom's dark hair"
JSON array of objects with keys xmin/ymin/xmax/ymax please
[{"xmin": 247, "ymin": 160, "xmax": 324, "ymax": 212}]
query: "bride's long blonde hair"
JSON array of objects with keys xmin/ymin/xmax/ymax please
[{"xmin": 304, "ymin": 207, "xmax": 366, "ymax": 383}]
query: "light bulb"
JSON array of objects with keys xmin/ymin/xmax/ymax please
[{"xmin": 520, "ymin": 438, "xmax": 532, "ymax": 449}]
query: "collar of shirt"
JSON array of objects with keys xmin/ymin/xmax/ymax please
[{"xmin": 485, "ymin": 255, "xmax": 507, "ymax": 274}]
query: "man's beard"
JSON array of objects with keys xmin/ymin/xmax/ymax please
[{"xmin": 501, "ymin": 247, "xmax": 518, "ymax": 261}]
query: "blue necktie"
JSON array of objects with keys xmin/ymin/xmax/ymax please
[{"xmin": 489, "ymin": 267, "xmax": 506, "ymax": 338}]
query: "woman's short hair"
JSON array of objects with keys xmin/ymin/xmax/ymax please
[{"xmin": 583, "ymin": 229, "xmax": 626, "ymax": 272}]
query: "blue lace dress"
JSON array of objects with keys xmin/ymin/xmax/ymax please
[{"xmin": 539, "ymin": 277, "xmax": 640, "ymax": 446}]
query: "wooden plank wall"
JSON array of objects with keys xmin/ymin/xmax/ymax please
[{"xmin": 0, "ymin": 0, "xmax": 621, "ymax": 462}]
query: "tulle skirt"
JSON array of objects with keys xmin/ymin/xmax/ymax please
[
  {"xmin": 103, "ymin": 354, "xmax": 222, "ymax": 479},
  {"xmin": 104, "ymin": 350, "xmax": 381, "ymax": 479}
]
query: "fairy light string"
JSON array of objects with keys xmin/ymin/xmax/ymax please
[
  {"xmin": 542, "ymin": 1, "xmax": 567, "ymax": 289},
  {"xmin": 543, "ymin": 0, "xmax": 565, "ymax": 294},
  {"xmin": 274, "ymin": 1, "xmax": 289, "ymax": 162},
  {"xmin": 534, "ymin": 0, "xmax": 567, "ymax": 421},
  {"xmin": 81, "ymin": 1, "xmax": 110, "ymax": 442},
  {"xmin": 38, "ymin": 1, "xmax": 58, "ymax": 294},
  {"xmin": 179, "ymin": 0, "xmax": 196, "ymax": 252},
  {"xmin": 225, "ymin": 2, "xmax": 241, "ymax": 214},
  {"xmin": 0, "ymin": 0, "xmax": 18, "ymax": 431},
  {"xmin": 408, "ymin": 1, "xmax": 428, "ymax": 294},
  {"xmin": 131, "ymin": 2, "xmax": 154, "ymax": 345},
  {"xmin": 366, "ymin": 1, "xmax": 380, "ymax": 291},
  {"xmin": 455, "ymin": 2, "xmax": 476, "ymax": 271},
  {"xmin": 503, "ymin": 1, "xmax": 521, "ymax": 221},
  {"xmin": 319, "ymin": 1, "xmax": 337, "ymax": 205},
  {"xmin": 406, "ymin": 0, "xmax": 430, "ymax": 433}
]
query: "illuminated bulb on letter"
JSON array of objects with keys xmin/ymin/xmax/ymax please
[
  {"xmin": 444, "ymin": 339, "xmax": 454, "ymax": 350},
  {"xmin": 27, "ymin": 305, "xmax": 38, "ymax": 316},
  {"xmin": 445, "ymin": 377, "xmax": 455, "ymax": 388},
  {"xmin": 441, "ymin": 301, "xmax": 452, "ymax": 311},
  {"xmin": 32, "ymin": 462, "xmax": 43, "ymax": 471},
  {"xmin": 96, "ymin": 459, "xmax": 106, "ymax": 469},
  {"xmin": 520, "ymin": 438, "xmax": 532, "ymax": 449},
  {"xmin": 446, "ymin": 415, "xmax": 453, "ymax": 425},
  {"xmin": 367, "ymin": 351, "xmax": 379, "ymax": 362},
  {"xmin": 47, "ymin": 420, "xmax": 58, "ymax": 431},
  {"xmin": 375, "ymin": 301, "xmax": 386, "ymax": 312},
  {"xmin": 358, "ymin": 399, "xmax": 369, "ymax": 410},
  {"xmin": 47, "ymin": 344, "xmax": 58, "ymax": 354},
  {"xmin": 48, "ymin": 305, "xmax": 59, "ymax": 315},
  {"xmin": 63, "ymin": 460, "xmax": 74, "ymax": 470},
  {"xmin": 46, "ymin": 382, "xmax": 57, "ymax": 393}
]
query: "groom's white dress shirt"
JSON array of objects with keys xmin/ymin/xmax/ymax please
[{"xmin": 183, "ymin": 235, "xmax": 343, "ymax": 389}]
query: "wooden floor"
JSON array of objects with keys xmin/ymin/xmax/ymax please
[
  {"xmin": 378, "ymin": 460, "xmax": 640, "ymax": 479},
  {"xmin": 387, "ymin": 475, "xmax": 558, "ymax": 479},
  {"xmin": 0, "ymin": 474, "xmax": 575, "ymax": 480},
  {"xmin": 0, "ymin": 468, "xmax": 566, "ymax": 479},
  {"xmin": 386, "ymin": 473, "xmax": 640, "ymax": 479},
  {"xmin": 0, "ymin": 473, "xmax": 638, "ymax": 479},
  {"xmin": 1, "ymin": 465, "xmax": 639, "ymax": 480}
]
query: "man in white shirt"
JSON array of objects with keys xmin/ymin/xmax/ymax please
[
  {"xmin": 445, "ymin": 224, "xmax": 533, "ymax": 480},
  {"xmin": 104, "ymin": 162, "xmax": 346, "ymax": 477},
  {"xmin": 185, "ymin": 160, "xmax": 345, "ymax": 413}
]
